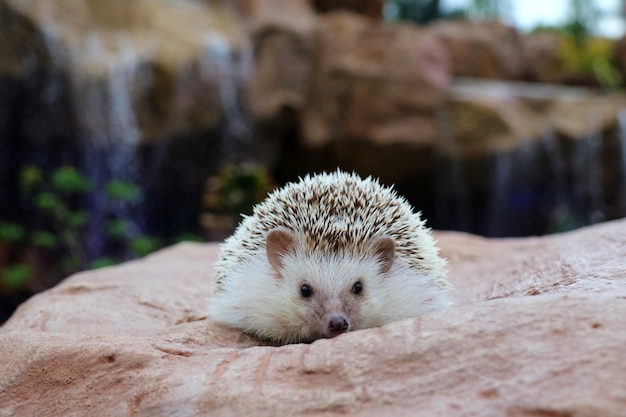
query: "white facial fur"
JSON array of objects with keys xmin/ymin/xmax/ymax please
[{"xmin": 210, "ymin": 246, "xmax": 451, "ymax": 344}]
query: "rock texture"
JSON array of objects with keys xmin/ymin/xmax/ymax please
[
  {"xmin": 243, "ymin": 0, "xmax": 317, "ymax": 121},
  {"xmin": 288, "ymin": 12, "xmax": 450, "ymax": 182},
  {"xmin": 444, "ymin": 79, "xmax": 626, "ymax": 156},
  {"xmin": 302, "ymin": 13, "xmax": 449, "ymax": 148},
  {"xmin": 431, "ymin": 20, "xmax": 528, "ymax": 81},
  {"xmin": 2, "ymin": 219, "xmax": 626, "ymax": 416},
  {"xmin": 523, "ymin": 31, "xmax": 566, "ymax": 84}
]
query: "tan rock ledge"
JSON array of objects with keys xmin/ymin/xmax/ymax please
[{"xmin": 2, "ymin": 220, "xmax": 626, "ymax": 416}]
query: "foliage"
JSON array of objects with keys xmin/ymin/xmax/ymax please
[
  {"xmin": 0, "ymin": 222, "xmax": 25, "ymax": 242},
  {"xmin": 201, "ymin": 164, "xmax": 274, "ymax": 240},
  {"xmin": 90, "ymin": 258, "xmax": 118, "ymax": 270},
  {"xmin": 557, "ymin": 0, "xmax": 622, "ymax": 88},
  {"xmin": 205, "ymin": 163, "xmax": 274, "ymax": 218},
  {"xmin": 559, "ymin": 34, "xmax": 622, "ymax": 89},
  {"xmin": 105, "ymin": 180, "xmax": 142, "ymax": 203},
  {"xmin": 1, "ymin": 265, "xmax": 32, "ymax": 289},
  {"xmin": 384, "ymin": 0, "xmax": 441, "ymax": 24},
  {"xmin": 384, "ymin": 0, "xmax": 467, "ymax": 24},
  {"xmin": 566, "ymin": 0, "xmax": 601, "ymax": 42},
  {"xmin": 532, "ymin": 22, "xmax": 622, "ymax": 90},
  {"xmin": 0, "ymin": 164, "xmax": 185, "ymax": 293},
  {"xmin": 469, "ymin": 0, "xmax": 508, "ymax": 20},
  {"xmin": 129, "ymin": 236, "xmax": 163, "ymax": 258}
]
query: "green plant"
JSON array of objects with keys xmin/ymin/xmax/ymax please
[
  {"xmin": 384, "ymin": 0, "xmax": 466, "ymax": 24},
  {"xmin": 201, "ymin": 164, "xmax": 274, "ymax": 241},
  {"xmin": 1, "ymin": 265, "xmax": 32, "ymax": 289},
  {"xmin": 469, "ymin": 0, "xmax": 508, "ymax": 19},
  {"xmin": 205, "ymin": 163, "xmax": 274, "ymax": 218},
  {"xmin": 530, "ymin": 0, "xmax": 621, "ymax": 90},
  {"xmin": 0, "ymin": 222, "xmax": 25, "ymax": 242},
  {"xmin": 0, "ymin": 165, "xmax": 172, "ymax": 292},
  {"xmin": 559, "ymin": 34, "xmax": 622, "ymax": 89}
]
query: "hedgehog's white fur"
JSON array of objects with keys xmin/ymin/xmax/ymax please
[{"xmin": 210, "ymin": 170, "xmax": 452, "ymax": 344}]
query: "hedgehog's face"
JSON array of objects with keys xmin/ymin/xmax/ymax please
[{"xmin": 266, "ymin": 228, "xmax": 395, "ymax": 343}]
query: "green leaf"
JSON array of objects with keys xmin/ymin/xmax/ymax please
[
  {"xmin": 52, "ymin": 166, "xmax": 92, "ymax": 193},
  {"xmin": 2, "ymin": 264, "xmax": 32, "ymax": 288},
  {"xmin": 19, "ymin": 165, "xmax": 42, "ymax": 192},
  {"xmin": 31, "ymin": 231, "xmax": 58, "ymax": 249},
  {"xmin": 106, "ymin": 180, "xmax": 141, "ymax": 203},
  {"xmin": 68, "ymin": 212, "xmax": 88, "ymax": 229},
  {"xmin": 61, "ymin": 255, "xmax": 80, "ymax": 273},
  {"xmin": 107, "ymin": 220, "xmax": 129, "ymax": 239},
  {"xmin": 35, "ymin": 192, "xmax": 65, "ymax": 214},
  {"xmin": 0, "ymin": 222, "xmax": 25, "ymax": 242},
  {"xmin": 174, "ymin": 233, "xmax": 202, "ymax": 243},
  {"xmin": 130, "ymin": 236, "xmax": 162, "ymax": 257},
  {"xmin": 90, "ymin": 258, "xmax": 118, "ymax": 269}
]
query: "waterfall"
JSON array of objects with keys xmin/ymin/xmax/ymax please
[
  {"xmin": 9, "ymin": 1, "xmax": 258, "ymax": 260},
  {"xmin": 616, "ymin": 109, "xmax": 626, "ymax": 214},
  {"xmin": 485, "ymin": 149, "xmax": 513, "ymax": 236},
  {"xmin": 67, "ymin": 31, "xmax": 143, "ymax": 261},
  {"xmin": 433, "ymin": 106, "xmax": 472, "ymax": 232},
  {"xmin": 199, "ymin": 34, "xmax": 254, "ymax": 163},
  {"xmin": 540, "ymin": 126, "xmax": 576, "ymax": 232}
]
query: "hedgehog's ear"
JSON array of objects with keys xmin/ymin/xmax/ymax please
[
  {"xmin": 266, "ymin": 228, "xmax": 296, "ymax": 273},
  {"xmin": 369, "ymin": 236, "xmax": 395, "ymax": 274}
]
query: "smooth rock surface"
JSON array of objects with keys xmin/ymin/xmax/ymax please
[
  {"xmin": 431, "ymin": 20, "xmax": 528, "ymax": 81},
  {"xmin": 2, "ymin": 219, "xmax": 626, "ymax": 416},
  {"xmin": 291, "ymin": 12, "xmax": 450, "ymax": 182},
  {"xmin": 243, "ymin": 0, "xmax": 317, "ymax": 121},
  {"xmin": 302, "ymin": 12, "xmax": 449, "ymax": 149}
]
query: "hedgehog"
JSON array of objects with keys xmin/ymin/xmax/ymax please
[{"xmin": 210, "ymin": 170, "xmax": 452, "ymax": 345}]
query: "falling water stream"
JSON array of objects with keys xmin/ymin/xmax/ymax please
[
  {"xmin": 616, "ymin": 109, "xmax": 626, "ymax": 213},
  {"xmin": 70, "ymin": 32, "xmax": 143, "ymax": 260},
  {"xmin": 433, "ymin": 106, "xmax": 472, "ymax": 232},
  {"xmin": 434, "ymin": 85, "xmax": 626, "ymax": 237},
  {"xmin": 199, "ymin": 34, "xmax": 254, "ymax": 160},
  {"xmin": 13, "ymin": 2, "xmax": 257, "ymax": 262}
]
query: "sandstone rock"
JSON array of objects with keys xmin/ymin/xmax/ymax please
[
  {"xmin": 303, "ymin": 13, "xmax": 449, "ymax": 147},
  {"xmin": 2, "ymin": 220, "xmax": 626, "ymax": 416},
  {"xmin": 431, "ymin": 20, "xmax": 528, "ymax": 81},
  {"xmin": 292, "ymin": 12, "xmax": 449, "ymax": 182},
  {"xmin": 240, "ymin": 0, "xmax": 317, "ymax": 121},
  {"xmin": 444, "ymin": 79, "xmax": 626, "ymax": 156},
  {"xmin": 546, "ymin": 93, "xmax": 626, "ymax": 140},
  {"xmin": 443, "ymin": 81, "xmax": 543, "ymax": 157},
  {"xmin": 523, "ymin": 31, "xmax": 565, "ymax": 84}
]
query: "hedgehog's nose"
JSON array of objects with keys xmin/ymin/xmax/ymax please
[{"xmin": 328, "ymin": 316, "xmax": 349, "ymax": 335}]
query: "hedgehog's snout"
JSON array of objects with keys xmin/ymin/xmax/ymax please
[{"xmin": 327, "ymin": 315, "xmax": 350, "ymax": 336}]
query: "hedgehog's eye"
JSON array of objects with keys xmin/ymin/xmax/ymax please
[
  {"xmin": 351, "ymin": 281, "xmax": 363, "ymax": 295},
  {"xmin": 300, "ymin": 284, "xmax": 313, "ymax": 298}
]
